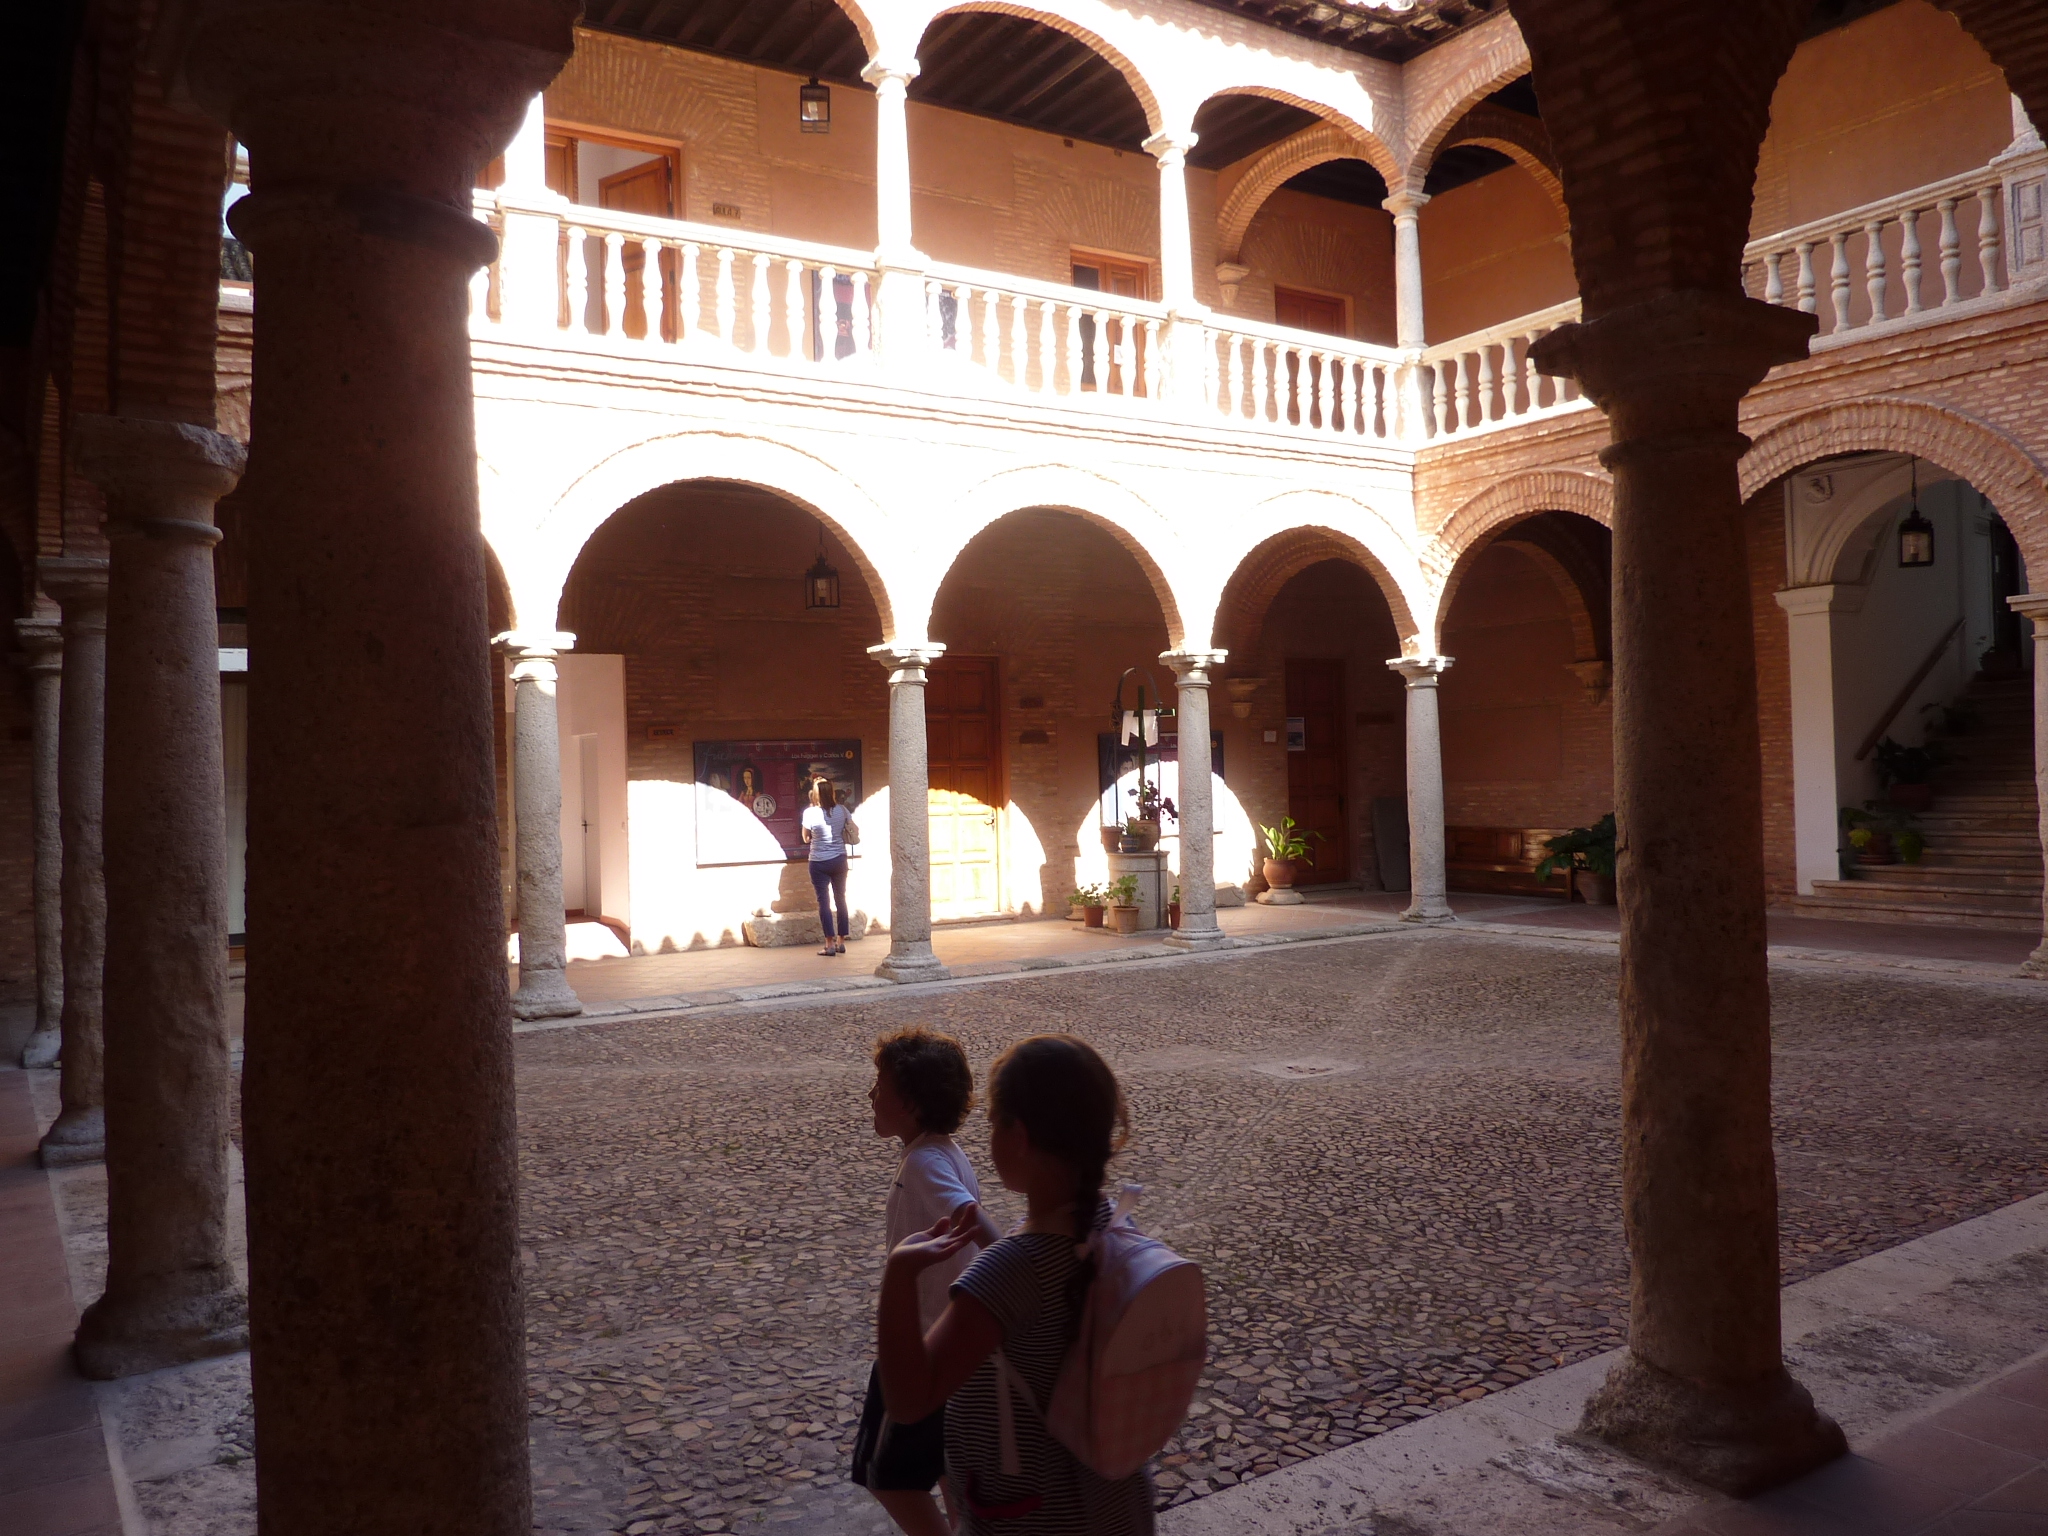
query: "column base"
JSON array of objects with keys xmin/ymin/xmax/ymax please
[
  {"xmin": 2018, "ymin": 945, "xmax": 2048, "ymax": 979},
  {"xmin": 874, "ymin": 945, "xmax": 950, "ymax": 984},
  {"xmin": 511, "ymin": 971, "xmax": 584, "ymax": 1020},
  {"xmin": 1399, "ymin": 902, "xmax": 1455, "ymax": 924},
  {"xmin": 39, "ymin": 1107, "xmax": 105, "ymax": 1167},
  {"xmin": 1165, "ymin": 920, "xmax": 1230, "ymax": 951},
  {"xmin": 1580, "ymin": 1352, "xmax": 1846, "ymax": 1497},
  {"xmin": 74, "ymin": 1274, "xmax": 250, "ymax": 1380},
  {"xmin": 20, "ymin": 1027, "xmax": 60, "ymax": 1069}
]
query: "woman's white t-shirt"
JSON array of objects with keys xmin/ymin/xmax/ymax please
[
  {"xmin": 803, "ymin": 803, "xmax": 850, "ymax": 862},
  {"xmin": 886, "ymin": 1133, "xmax": 983, "ymax": 1331}
]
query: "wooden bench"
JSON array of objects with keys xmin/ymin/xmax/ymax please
[{"xmin": 1446, "ymin": 826, "xmax": 1570, "ymax": 898}]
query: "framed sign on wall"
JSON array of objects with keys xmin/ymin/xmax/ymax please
[{"xmin": 693, "ymin": 739, "xmax": 862, "ymax": 863}]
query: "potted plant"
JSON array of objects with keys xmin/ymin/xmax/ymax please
[
  {"xmin": 1167, "ymin": 883, "xmax": 1182, "ymax": 930},
  {"xmin": 1841, "ymin": 804, "xmax": 1921, "ymax": 867},
  {"xmin": 1535, "ymin": 814, "xmax": 1617, "ymax": 905},
  {"xmin": 1066, "ymin": 885, "xmax": 1093, "ymax": 922},
  {"xmin": 1258, "ymin": 817, "xmax": 1323, "ymax": 890},
  {"xmin": 1106, "ymin": 873, "xmax": 1142, "ymax": 934},
  {"xmin": 1099, "ymin": 825, "xmax": 1123, "ymax": 854},
  {"xmin": 1078, "ymin": 883, "xmax": 1108, "ymax": 928},
  {"xmin": 1871, "ymin": 737, "xmax": 1945, "ymax": 812},
  {"xmin": 1122, "ymin": 786, "xmax": 1177, "ymax": 852}
]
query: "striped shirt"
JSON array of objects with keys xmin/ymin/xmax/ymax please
[{"xmin": 946, "ymin": 1233, "xmax": 1154, "ymax": 1536}]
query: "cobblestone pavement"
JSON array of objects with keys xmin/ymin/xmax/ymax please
[{"xmin": 515, "ymin": 931, "xmax": 2048, "ymax": 1535}]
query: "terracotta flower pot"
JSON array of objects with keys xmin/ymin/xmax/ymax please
[
  {"xmin": 1167, "ymin": 902, "xmax": 1182, "ymax": 929},
  {"xmin": 1854, "ymin": 833, "xmax": 1896, "ymax": 866},
  {"xmin": 1067, "ymin": 902, "xmax": 1085, "ymax": 922},
  {"xmin": 1121, "ymin": 820, "xmax": 1161, "ymax": 853},
  {"xmin": 1572, "ymin": 871, "xmax": 1616, "ymax": 906},
  {"xmin": 1262, "ymin": 857, "xmax": 1297, "ymax": 889},
  {"xmin": 1111, "ymin": 906, "xmax": 1141, "ymax": 935},
  {"xmin": 1099, "ymin": 826, "xmax": 1123, "ymax": 853},
  {"xmin": 1888, "ymin": 782, "xmax": 1935, "ymax": 811},
  {"xmin": 1083, "ymin": 905, "xmax": 1106, "ymax": 928}
]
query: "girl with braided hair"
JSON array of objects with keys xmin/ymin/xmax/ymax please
[{"xmin": 877, "ymin": 1034, "xmax": 1153, "ymax": 1534}]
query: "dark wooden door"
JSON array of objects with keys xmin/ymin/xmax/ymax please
[
  {"xmin": 600, "ymin": 158, "xmax": 678, "ymax": 341},
  {"xmin": 925, "ymin": 656, "xmax": 1003, "ymax": 919},
  {"xmin": 1285, "ymin": 658, "xmax": 1349, "ymax": 885}
]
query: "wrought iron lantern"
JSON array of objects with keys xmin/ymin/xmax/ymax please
[
  {"xmin": 803, "ymin": 524, "xmax": 840, "ymax": 609},
  {"xmin": 1897, "ymin": 457, "xmax": 1934, "ymax": 568},
  {"xmin": 799, "ymin": 78, "xmax": 831, "ymax": 133}
]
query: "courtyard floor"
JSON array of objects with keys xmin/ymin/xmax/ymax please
[{"xmin": 9, "ymin": 923, "xmax": 2048, "ymax": 1535}]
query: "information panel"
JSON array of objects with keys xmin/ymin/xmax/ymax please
[{"xmin": 693, "ymin": 739, "xmax": 863, "ymax": 863}]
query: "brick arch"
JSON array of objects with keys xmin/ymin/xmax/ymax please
[
  {"xmin": 1740, "ymin": 397, "xmax": 2048, "ymax": 577},
  {"xmin": 1215, "ymin": 525, "xmax": 1420, "ymax": 661},
  {"xmin": 1933, "ymin": 1, "xmax": 2048, "ymax": 147},
  {"xmin": 1214, "ymin": 121, "xmax": 1402, "ymax": 265},
  {"xmin": 1399, "ymin": 15, "xmax": 1533, "ymax": 190},
  {"xmin": 1427, "ymin": 469, "xmax": 1613, "ymax": 652},
  {"xmin": 918, "ymin": 1, "xmax": 1166, "ymax": 134},
  {"xmin": 1439, "ymin": 102, "xmax": 1567, "ymax": 224}
]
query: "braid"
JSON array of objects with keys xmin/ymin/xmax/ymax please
[{"xmin": 1064, "ymin": 1158, "xmax": 1109, "ymax": 1322}]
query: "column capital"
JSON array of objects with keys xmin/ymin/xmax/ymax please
[
  {"xmin": 1387, "ymin": 654, "xmax": 1453, "ymax": 686},
  {"xmin": 493, "ymin": 629, "xmax": 576, "ymax": 659},
  {"xmin": 38, "ymin": 557, "xmax": 111, "ymax": 623},
  {"xmin": 869, "ymin": 641, "xmax": 945, "ymax": 680},
  {"xmin": 1382, "ymin": 188, "xmax": 1430, "ymax": 219},
  {"xmin": 1142, "ymin": 129, "xmax": 1198, "ymax": 165},
  {"xmin": 2007, "ymin": 593, "xmax": 2048, "ymax": 621},
  {"xmin": 1160, "ymin": 649, "xmax": 1227, "ymax": 686},
  {"xmin": 861, "ymin": 57, "xmax": 920, "ymax": 90},
  {"xmin": 15, "ymin": 614, "xmax": 64, "ymax": 671},
  {"xmin": 1529, "ymin": 291, "xmax": 1816, "ymax": 439},
  {"xmin": 74, "ymin": 416, "xmax": 244, "ymax": 540},
  {"xmin": 1775, "ymin": 583, "xmax": 1866, "ymax": 619}
]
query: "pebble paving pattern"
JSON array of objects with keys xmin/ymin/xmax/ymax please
[{"xmin": 516, "ymin": 932, "xmax": 2048, "ymax": 1534}]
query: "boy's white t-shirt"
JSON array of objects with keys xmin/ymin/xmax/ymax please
[{"xmin": 885, "ymin": 1132, "xmax": 984, "ymax": 1331}]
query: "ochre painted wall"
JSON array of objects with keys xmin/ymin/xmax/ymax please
[{"xmin": 1417, "ymin": 166, "xmax": 1574, "ymax": 344}]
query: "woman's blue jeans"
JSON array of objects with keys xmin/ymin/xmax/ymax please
[{"xmin": 809, "ymin": 854, "xmax": 850, "ymax": 939}]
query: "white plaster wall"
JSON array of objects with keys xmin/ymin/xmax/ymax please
[{"xmin": 555, "ymin": 653, "xmax": 631, "ymax": 927}]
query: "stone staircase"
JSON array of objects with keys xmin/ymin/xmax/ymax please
[{"xmin": 1795, "ymin": 674, "xmax": 2042, "ymax": 933}]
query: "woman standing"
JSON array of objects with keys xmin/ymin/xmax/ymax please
[{"xmin": 802, "ymin": 777, "xmax": 853, "ymax": 956}]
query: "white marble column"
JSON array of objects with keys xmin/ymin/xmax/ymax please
[
  {"xmin": 38, "ymin": 557, "xmax": 109, "ymax": 1167},
  {"xmin": 72, "ymin": 414, "xmax": 249, "ymax": 1378},
  {"xmin": 869, "ymin": 643, "xmax": 949, "ymax": 982},
  {"xmin": 2012, "ymin": 594, "xmax": 2048, "ymax": 978},
  {"xmin": 1384, "ymin": 188, "xmax": 1430, "ymax": 349},
  {"xmin": 1144, "ymin": 130, "xmax": 1199, "ymax": 311},
  {"xmin": 501, "ymin": 631, "xmax": 582, "ymax": 1019},
  {"xmin": 16, "ymin": 611, "xmax": 63, "ymax": 1068},
  {"xmin": 1387, "ymin": 655, "xmax": 1454, "ymax": 923},
  {"xmin": 863, "ymin": 59, "xmax": 919, "ymax": 264},
  {"xmin": 1162, "ymin": 650, "xmax": 1228, "ymax": 949},
  {"xmin": 1775, "ymin": 585, "xmax": 1863, "ymax": 894}
]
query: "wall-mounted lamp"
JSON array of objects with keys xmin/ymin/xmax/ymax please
[
  {"xmin": 800, "ymin": 78, "xmax": 831, "ymax": 133},
  {"xmin": 803, "ymin": 523, "xmax": 840, "ymax": 609},
  {"xmin": 1898, "ymin": 457, "xmax": 1934, "ymax": 567}
]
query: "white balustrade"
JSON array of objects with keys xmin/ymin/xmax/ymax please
[
  {"xmin": 1415, "ymin": 300, "xmax": 1586, "ymax": 445},
  {"xmin": 1197, "ymin": 317, "xmax": 1399, "ymax": 442}
]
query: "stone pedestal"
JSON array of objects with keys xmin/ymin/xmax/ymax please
[
  {"xmin": 502, "ymin": 632, "xmax": 582, "ymax": 1019},
  {"xmin": 1106, "ymin": 850, "xmax": 1167, "ymax": 931},
  {"xmin": 1533, "ymin": 290, "xmax": 1845, "ymax": 1495},
  {"xmin": 16, "ymin": 614, "xmax": 63, "ymax": 1068},
  {"xmin": 869, "ymin": 644, "xmax": 950, "ymax": 982},
  {"xmin": 1387, "ymin": 656, "xmax": 1455, "ymax": 924},
  {"xmin": 1162, "ymin": 650, "xmax": 1228, "ymax": 949},
  {"xmin": 72, "ymin": 414, "xmax": 250, "ymax": 1379},
  {"xmin": 37, "ymin": 558, "xmax": 108, "ymax": 1169}
]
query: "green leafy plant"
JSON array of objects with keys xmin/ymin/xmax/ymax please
[
  {"xmin": 1134, "ymin": 783, "xmax": 1178, "ymax": 824},
  {"xmin": 1067, "ymin": 884, "xmax": 1103, "ymax": 910},
  {"xmin": 1170, "ymin": 884, "xmax": 1182, "ymax": 905},
  {"xmin": 1259, "ymin": 816, "xmax": 1325, "ymax": 864},
  {"xmin": 1105, "ymin": 873, "xmax": 1140, "ymax": 908},
  {"xmin": 1893, "ymin": 828, "xmax": 1925, "ymax": 864},
  {"xmin": 1871, "ymin": 737, "xmax": 1946, "ymax": 788},
  {"xmin": 1534, "ymin": 813, "xmax": 1617, "ymax": 881}
]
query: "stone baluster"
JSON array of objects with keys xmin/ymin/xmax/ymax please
[
  {"xmin": 1456, "ymin": 353, "xmax": 1477, "ymax": 430},
  {"xmin": 1795, "ymin": 241, "xmax": 1818, "ymax": 313},
  {"xmin": 851, "ymin": 271, "xmax": 873, "ymax": 357},
  {"xmin": 1201, "ymin": 327, "xmax": 1218, "ymax": 410},
  {"xmin": 817, "ymin": 266, "xmax": 839, "ymax": 360},
  {"xmin": 1862, "ymin": 217, "xmax": 1888, "ymax": 323},
  {"xmin": 565, "ymin": 225, "xmax": 589, "ymax": 333},
  {"xmin": 1525, "ymin": 338, "xmax": 1545, "ymax": 412},
  {"xmin": 1036, "ymin": 299, "xmax": 1054, "ymax": 393},
  {"xmin": 748, "ymin": 253, "xmax": 770, "ymax": 353},
  {"xmin": 1478, "ymin": 345, "xmax": 1498, "ymax": 422},
  {"xmin": 1064, "ymin": 301, "xmax": 1082, "ymax": 393},
  {"xmin": 70, "ymin": 415, "xmax": 249, "ymax": 1379},
  {"xmin": 16, "ymin": 613, "xmax": 63, "ymax": 1069},
  {"xmin": 2010, "ymin": 593, "xmax": 2048, "ymax": 979},
  {"xmin": 869, "ymin": 644, "xmax": 950, "ymax": 983},
  {"xmin": 1504, "ymin": 339, "xmax": 1526, "ymax": 416},
  {"xmin": 500, "ymin": 633, "xmax": 582, "ymax": 1020},
  {"xmin": 190, "ymin": 3, "xmax": 575, "ymax": 1523},
  {"xmin": 1938, "ymin": 199, "xmax": 1963, "ymax": 305},
  {"xmin": 602, "ymin": 231, "xmax": 626, "ymax": 336},
  {"xmin": 1900, "ymin": 209, "xmax": 1924, "ymax": 314},
  {"xmin": 1003, "ymin": 293, "xmax": 1023, "ymax": 386},
  {"xmin": 715, "ymin": 247, "xmax": 737, "ymax": 343},
  {"xmin": 1432, "ymin": 359, "xmax": 1450, "ymax": 435},
  {"xmin": 1763, "ymin": 250, "xmax": 1784, "ymax": 306},
  {"xmin": 35, "ymin": 558, "xmax": 107, "ymax": 1168},
  {"xmin": 1978, "ymin": 185, "xmax": 2004, "ymax": 292},
  {"xmin": 1322, "ymin": 352, "xmax": 1340, "ymax": 432},
  {"xmin": 679, "ymin": 242, "xmax": 702, "ymax": 342},
  {"xmin": 1387, "ymin": 656, "xmax": 1454, "ymax": 923},
  {"xmin": 1532, "ymin": 291, "xmax": 1844, "ymax": 1494},
  {"xmin": 958, "ymin": 284, "xmax": 978, "ymax": 367},
  {"xmin": 1114, "ymin": 315, "xmax": 1135, "ymax": 395},
  {"xmin": 1162, "ymin": 650, "xmax": 1229, "ymax": 950},
  {"xmin": 784, "ymin": 259, "xmax": 805, "ymax": 358},
  {"xmin": 1828, "ymin": 231, "xmax": 1853, "ymax": 331}
]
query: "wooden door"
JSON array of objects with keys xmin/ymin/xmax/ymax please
[
  {"xmin": 1274, "ymin": 287, "xmax": 1347, "ymax": 424},
  {"xmin": 1072, "ymin": 254, "xmax": 1149, "ymax": 393},
  {"xmin": 1285, "ymin": 658, "xmax": 1350, "ymax": 885},
  {"xmin": 926, "ymin": 656, "xmax": 1004, "ymax": 920},
  {"xmin": 600, "ymin": 158, "xmax": 677, "ymax": 341}
]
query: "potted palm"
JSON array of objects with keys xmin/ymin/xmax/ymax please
[
  {"xmin": 1259, "ymin": 817, "xmax": 1323, "ymax": 890},
  {"xmin": 1105, "ymin": 873, "xmax": 1142, "ymax": 934},
  {"xmin": 1535, "ymin": 814, "xmax": 1617, "ymax": 904}
]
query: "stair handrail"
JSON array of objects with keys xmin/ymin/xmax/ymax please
[{"xmin": 1854, "ymin": 617, "xmax": 1965, "ymax": 761}]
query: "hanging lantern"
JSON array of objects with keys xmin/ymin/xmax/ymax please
[
  {"xmin": 803, "ymin": 524, "xmax": 840, "ymax": 609},
  {"xmin": 800, "ymin": 78, "xmax": 831, "ymax": 133},
  {"xmin": 1898, "ymin": 457, "xmax": 1934, "ymax": 567}
]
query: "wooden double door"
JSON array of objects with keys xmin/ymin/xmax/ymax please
[
  {"xmin": 925, "ymin": 656, "xmax": 1004, "ymax": 920},
  {"xmin": 1285, "ymin": 658, "xmax": 1350, "ymax": 885}
]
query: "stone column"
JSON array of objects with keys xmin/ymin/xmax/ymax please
[
  {"xmin": 15, "ymin": 612, "xmax": 63, "ymax": 1069},
  {"xmin": 1387, "ymin": 656, "xmax": 1454, "ymax": 923},
  {"xmin": 185, "ymin": 5, "xmax": 574, "ymax": 1531},
  {"xmin": 1775, "ymin": 585, "xmax": 1864, "ymax": 895},
  {"xmin": 869, "ymin": 643, "xmax": 949, "ymax": 983},
  {"xmin": 1383, "ymin": 189, "xmax": 1430, "ymax": 349},
  {"xmin": 70, "ymin": 415, "xmax": 249, "ymax": 1379},
  {"xmin": 37, "ymin": 558, "xmax": 108, "ymax": 1168},
  {"xmin": 863, "ymin": 58, "xmax": 919, "ymax": 264},
  {"xmin": 1162, "ymin": 650, "xmax": 1228, "ymax": 949},
  {"xmin": 1144, "ymin": 130, "xmax": 1199, "ymax": 311},
  {"xmin": 2011, "ymin": 593, "xmax": 2048, "ymax": 977},
  {"xmin": 1532, "ymin": 291, "xmax": 1844, "ymax": 1495},
  {"xmin": 500, "ymin": 631, "xmax": 582, "ymax": 1019}
]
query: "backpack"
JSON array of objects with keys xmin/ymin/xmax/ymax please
[{"xmin": 993, "ymin": 1185, "xmax": 1208, "ymax": 1482}]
